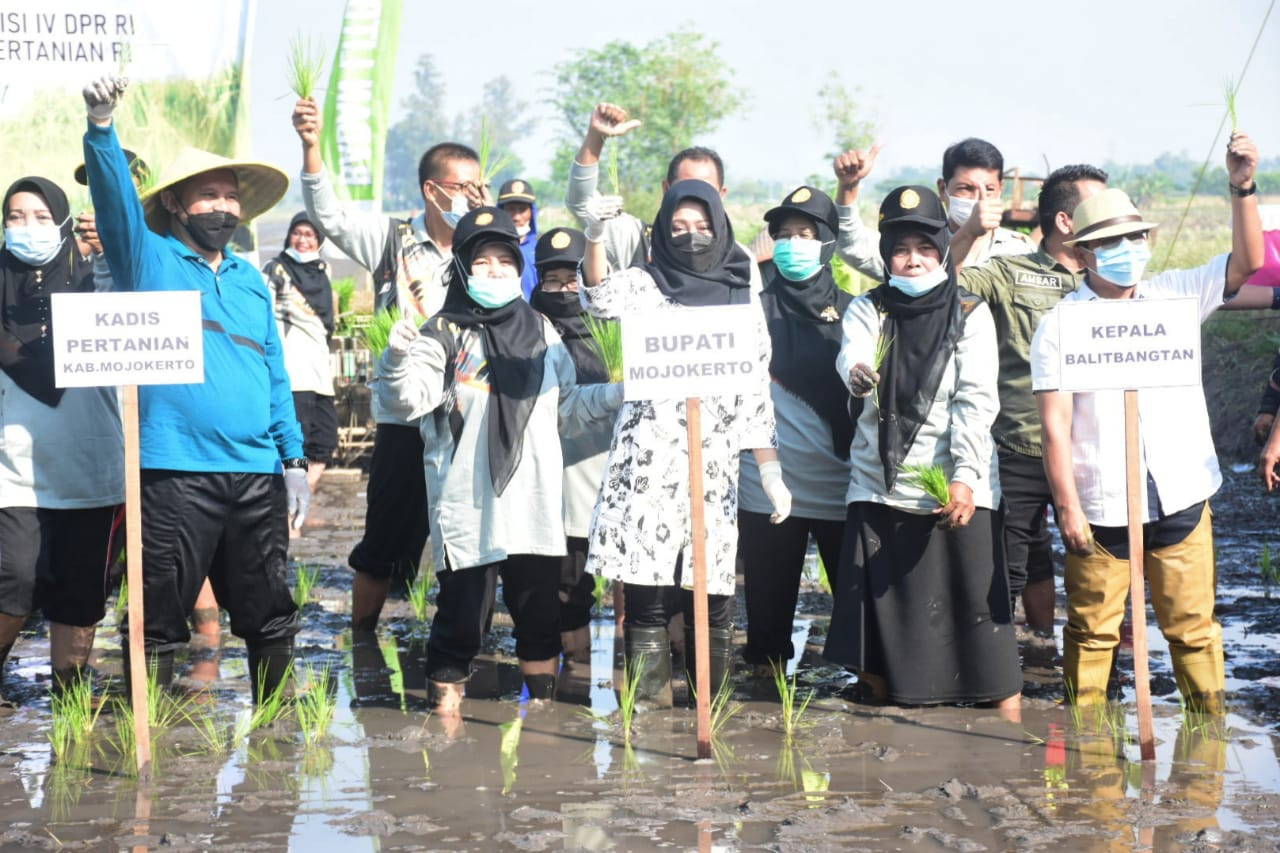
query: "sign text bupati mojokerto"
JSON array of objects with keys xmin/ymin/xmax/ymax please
[
  {"xmin": 52, "ymin": 291, "xmax": 203, "ymax": 387},
  {"xmin": 1054, "ymin": 296, "xmax": 1201, "ymax": 392},
  {"xmin": 621, "ymin": 305, "xmax": 759, "ymax": 401}
]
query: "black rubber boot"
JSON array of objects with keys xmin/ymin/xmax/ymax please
[
  {"xmin": 685, "ymin": 626, "xmax": 734, "ymax": 706},
  {"xmin": 247, "ymin": 640, "xmax": 294, "ymax": 705},
  {"xmin": 122, "ymin": 647, "xmax": 175, "ymax": 697},
  {"xmin": 625, "ymin": 626, "xmax": 673, "ymax": 708},
  {"xmin": 524, "ymin": 673, "xmax": 556, "ymax": 701}
]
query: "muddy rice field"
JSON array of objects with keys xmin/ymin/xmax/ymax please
[{"xmin": 2, "ymin": 465, "xmax": 1280, "ymax": 851}]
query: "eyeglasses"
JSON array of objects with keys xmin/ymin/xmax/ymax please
[
  {"xmin": 431, "ymin": 180, "xmax": 482, "ymax": 196},
  {"xmin": 1081, "ymin": 231, "xmax": 1148, "ymax": 252}
]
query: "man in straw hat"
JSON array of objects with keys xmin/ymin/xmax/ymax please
[
  {"xmin": 81, "ymin": 74, "xmax": 307, "ymax": 705},
  {"xmin": 1031, "ymin": 131, "xmax": 1264, "ymax": 714}
]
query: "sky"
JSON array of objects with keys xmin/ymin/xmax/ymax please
[{"xmin": 247, "ymin": 0, "xmax": 1278, "ymax": 190}]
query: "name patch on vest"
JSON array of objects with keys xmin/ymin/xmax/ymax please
[{"xmin": 1016, "ymin": 271, "xmax": 1063, "ymax": 290}]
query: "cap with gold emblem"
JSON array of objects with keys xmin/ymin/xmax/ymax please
[
  {"xmin": 497, "ymin": 178, "xmax": 536, "ymax": 207},
  {"xmin": 451, "ymin": 206, "xmax": 524, "ymax": 275},
  {"xmin": 763, "ymin": 185, "xmax": 838, "ymax": 244},
  {"xmin": 534, "ymin": 227, "xmax": 586, "ymax": 271},
  {"xmin": 877, "ymin": 185, "xmax": 949, "ymax": 267}
]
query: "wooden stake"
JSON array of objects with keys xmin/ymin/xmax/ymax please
[
  {"xmin": 686, "ymin": 398, "xmax": 712, "ymax": 759},
  {"xmin": 1124, "ymin": 389, "xmax": 1156, "ymax": 761},
  {"xmin": 123, "ymin": 385, "xmax": 151, "ymax": 776}
]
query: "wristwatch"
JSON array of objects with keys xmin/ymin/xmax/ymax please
[
  {"xmin": 282, "ymin": 457, "xmax": 309, "ymax": 471},
  {"xmin": 1229, "ymin": 181, "xmax": 1257, "ymax": 197}
]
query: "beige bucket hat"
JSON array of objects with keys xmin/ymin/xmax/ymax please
[
  {"xmin": 139, "ymin": 147, "xmax": 289, "ymax": 234},
  {"xmin": 1065, "ymin": 187, "xmax": 1160, "ymax": 246}
]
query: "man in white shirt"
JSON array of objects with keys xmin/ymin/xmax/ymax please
[{"xmin": 1030, "ymin": 132, "xmax": 1263, "ymax": 714}]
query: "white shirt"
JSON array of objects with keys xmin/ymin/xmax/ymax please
[{"xmin": 1030, "ymin": 254, "xmax": 1229, "ymax": 526}]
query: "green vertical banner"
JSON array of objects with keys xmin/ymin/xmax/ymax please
[{"xmin": 321, "ymin": 0, "xmax": 403, "ymax": 206}]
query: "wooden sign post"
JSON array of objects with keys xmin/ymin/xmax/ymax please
[
  {"xmin": 1055, "ymin": 296, "xmax": 1202, "ymax": 762},
  {"xmin": 622, "ymin": 305, "xmax": 759, "ymax": 759},
  {"xmin": 53, "ymin": 290, "xmax": 204, "ymax": 777}
]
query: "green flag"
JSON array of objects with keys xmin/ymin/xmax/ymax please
[{"xmin": 321, "ymin": 0, "xmax": 403, "ymax": 205}]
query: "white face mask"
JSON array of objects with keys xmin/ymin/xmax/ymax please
[
  {"xmin": 466, "ymin": 273, "xmax": 523, "ymax": 308},
  {"xmin": 888, "ymin": 265, "xmax": 948, "ymax": 297},
  {"xmin": 285, "ymin": 247, "xmax": 321, "ymax": 264},
  {"xmin": 946, "ymin": 194, "xmax": 977, "ymax": 227},
  {"xmin": 516, "ymin": 224, "xmax": 531, "ymax": 238}
]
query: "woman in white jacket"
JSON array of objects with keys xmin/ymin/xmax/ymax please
[
  {"xmin": 822, "ymin": 186, "xmax": 1021, "ymax": 717},
  {"xmin": 378, "ymin": 208, "xmax": 621, "ymax": 711}
]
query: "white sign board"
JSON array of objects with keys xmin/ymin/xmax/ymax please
[
  {"xmin": 621, "ymin": 305, "xmax": 760, "ymax": 401},
  {"xmin": 52, "ymin": 291, "xmax": 203, "ymax": 387},
  {"xmin": 1055, "ymin": 297, "xmax": 1201, "ymax": 392}
]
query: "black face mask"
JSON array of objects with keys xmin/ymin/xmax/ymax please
[
  {"xmin": 670, "ymin": 231, "xmax": 716, "ymax": 273},
  {"xmin": 182, "ymin": 209, "xmax": 240, "ymax": 253},
  {"xmin": 530, "ymin": 289, "xmax": 581, "ymax": 319}
]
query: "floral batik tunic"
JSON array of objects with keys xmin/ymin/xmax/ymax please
[{"xmin": 581, "ymin": 267, "xmax": 776, "ymax": 596}]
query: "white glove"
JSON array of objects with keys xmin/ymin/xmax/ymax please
[
  {"xmin": 284, "ymin": 467, "xmax": 312, "ymax": 530},
  {"xmin": 758, "ymin": 461, "xmax": 792, "ymax": 524},
  {"xmin": 582, "ymin": 194, "xmax": 624, "ymax": 242},
  {"xmin": 386, "ymin": 318, "xmax": 420, "ymax": 356},
  {"xmin": 83, "ymin": 74, "xmax": 128, "ymax": 121}
]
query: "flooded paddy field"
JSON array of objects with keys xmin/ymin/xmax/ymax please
[{"xmin": 2, "ymin": 468, "xmax": 1279, "ymax": 850}]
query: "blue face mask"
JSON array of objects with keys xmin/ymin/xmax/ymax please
[
  {"xmin": 4, "ymin": 221, "xmax": 66, "ymax": 266},
  {"xmin": 1090, "ymin": 238, "xmax": 1151, "ymax": 288},
  {"xmin": 432, "ymin": 187, "xmax": 470, "ymax": 230},
  {"xmin": 772, "ymin": 237, "xmax": 825, "ymax": 282},
  {"xmin": 467, "ymin": 273, "xmax": 522, "ymax": 309},
  {"xmin": 887, "ymin": 265, "xmax": 948, "ymax": 297}
]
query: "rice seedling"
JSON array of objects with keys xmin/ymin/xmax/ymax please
[
  {"xmin": 406, "ymin": 572, "xmax": 433, "ymax": 623},
  {"xmin": 1260, "ymin": 542, "xmax": 1278, "ymax": 598},
  {"xmin": 332, "ymin": 277, "xmax": 356, "ymax": 316},
  {"xmin": 690, "ymin": 669, "xmax": 743, "ymax": 739},
  {"xmin": 181, "ymin": 699, "xmax": 232, "ymax": 757},
  {"xmin": 583, "ymin": 315, "xmax": 624, "ymax": 382},
  {"xmin": 293, "ymin": 563, "xmax": 320, "ymax": 608},
  {"xmin": 115, "ymin": 39, "xmax": 133, "ymax": 78},
  {"xmin": 113, "ymin": 577, "xmax": 128, "ymax": 626},
  {"xmin": 617, "ymin": 654, "xmax": 643, "ymax": 747},
  {"xmin": 362, "ymin": 308, "xmax": 425, "ymax": 359},
  {"xmin": 1178, "ymin": 694, "xmax": 1230, "ymax": 740},
  {"xmin": 294, "ymin": 662, "xmax": 337, "ymax": 747},
  {"xmin": 871, "ymin": 326, "xmax": 893, "ymax": 410},
  {"xmin": 899, "ymin": 463, "xmax": 951, "ymax": 505},
  {"xmin": 232, "ymin": 662, "xmax": 293, "ymax": 746},
  {"xmin": 592, "ymin": 575, "xmax": 609, "ymax": 616},
  {"xmin": 812, "ymin": 553, "xmax": 832, "ymax": 595},
  {"xmin": 771, "ymin": 662, "xmax": 815, "ymax": 741},
  {"xmin": 477, "ymin": 117, "xmax": 514, "ymax": 187},
  {"xmin": 499, "ymin": 712, "xmax": 523, "ymax": 795},
  {"xmin": 286, "ymin": 34, "xmax": 328, "ymax": 100},
  {"xmin": 607, "ymin": 145, "xmax": 622, "ymax": 197},
  {"xmin": 48, "ymin": 676, "xmax": 107, "ymax": 760},
  {"xmin": 1225, "ymin": 78, "xmax": 1239, "ymax": 134}
]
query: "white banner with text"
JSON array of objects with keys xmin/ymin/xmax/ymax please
[
  {"xmin": 1054, "ymin": 296, "xmax": 1201, "ymax": 391},
  {"xmin": 52, "ymin": 290, "xmax": 203, "ymax": 387},
  {"xmin": 621, "ymin": 305, "xmax": 759, "ymax": 401}
]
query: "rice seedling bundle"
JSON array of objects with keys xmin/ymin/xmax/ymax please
[
  {"xmin": 899, "ymin": 462, "xmax": 951, "ymax": 505},
  {"xmin": 286, "ymin": 35, "xmax": 327, "ymax": 100},
  {"xmin": 583, "ymin": 315, "xmax": 624, "ymax": 382}
]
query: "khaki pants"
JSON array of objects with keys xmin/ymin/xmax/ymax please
[{"xmin": 1063, "ymin": 503, "xmax": 1224, "ymax": 711}]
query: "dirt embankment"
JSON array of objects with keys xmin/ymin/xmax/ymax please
[{"xmin": 1204, "ymin": 308, "xmax": 1280, "ymax": 463}]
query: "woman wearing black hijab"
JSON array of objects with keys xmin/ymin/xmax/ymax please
[
  {"xmin": 377, "ymin": 208, "xmax": 621, "ymax": 713},
  {"xmin": 580, "ymin": 180, "xmax": 791, "ymax": 706},
  {"xmin": 739, "ymin": 186, "xmax": 853, "ymax": 676},
  {"xmin": 822, "ymin": 186, "xmax": 1020, "ymax": 718},
  {"xmin": 0, "ymin": 176, "xmax": 123, "ymax": 701}
]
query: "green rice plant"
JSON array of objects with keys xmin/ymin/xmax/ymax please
[
  {"xmin": 333, "ymin": 277, "xmax": 356, "ymax": 316},
  {"xmin": 233, "ymin": 662, "xmax": 292, "ymax": 746},
  {"xmin": 293, "ymin": 662, "xmax": 337, "ymax": 747},
  {"xmin": 1260, "ymin": 542, "xmax": 1278, "ymax": 599},
  {"xmin": 583, "ymin": 315, "xmax": 625, "ymax": 382},
  {"xmin": 181, "ymin": 699, "xmax": 232, "ymax": 757},
  {"xmin": 406, "ymin": 572, "xmax": 433, "ymax": 623},
  {"xmin": 286, "ymin": 34, "xmax": 328, "ymax": 100},
  {"xmin": 499, "ymin": 713, "xmax": 523, "ymax": 795},
  {"xmin": 814, "ymin": 554, "xmax": 832, "ymax": 595},
  {"xmin": 871, "ymin": 327, "xmax": 893, "ymax": 410},
  {"xmin": 1225, "ymin": 78, "xmax": 1240, "ymax": 134},
  {"xmin": 1178, "ymin": 694, "xmax": 1230, "ymax": 740},
  {"xmin": 771, "ymin": 663, "xmax": 815, "ymax": 741},
  {"xmin": 113, "ymin": 577, "xmax": 128, "ymax": 626},
  {"xmin": 617, "ymin": 654, "xmax": 643, "ymax": 747},
  {"xmin": 592, "ymin": 575, "xmax": 609, "ymax": 616},
  {"xmin": 690, "ymin": 669, "xmax": 743, "ymax": 739},
  {"xmin": 477, "ymin": 117, "xmax": 514, "ymax": 187},
  {"xmin": 293, "ymin": 563, "xmax": 320, "ymax": 608},
  {"xmin": 899, "ymin": 462, "xmax": 951, "ymax": 505},
  {"xmin": 607, "ymin": 144, "xmax": 622, "ymax": 197},
  {"xmin": 48, "ymin": 676, "xmax": 107, "ymax": 760},
  {"xmin": 362, "ymin": 307, "xmax": 425, "ymax": 360}
]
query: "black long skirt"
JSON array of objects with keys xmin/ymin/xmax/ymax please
[{"xmin": 823, "ymin": 502, "xmax": 1022, "ymax": 705}]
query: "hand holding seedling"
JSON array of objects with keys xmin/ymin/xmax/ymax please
[
  {"xmin": 848, "ymin": 362, "xmax": 879, "ymax": 398},
  {"xmin": 292, "ymin": 98, "xmax": 322, "ymax": 148},
  {"xmin": 934, "ymin": 481, "xmax": 974, "ymax": 529},
  {"xmin": 958, "ymin": 183, "xmax": 1003, "ymax": 238},
  {"xmin": 386, "ymin": 318, "xmax": 420, "ymax": 357},
  {"xmin": 833, "ymin": 144, "xmax": 883, "ymax": 190},
  {"xmin": 83, "ymin": 74, "xmax": 128, "ymax": 125},
  {"xmin": 589, "ymin": 103, "xmax": 642, "ymax": 142},
  {"xmin": 1226, "ymin": 131, "xmax": 1258, "ymax": 187},
  {"xmin": 76, "ymin": 213, "xmax": 101, "ymax": 255},
  {"xmin": 583, "ymin": 193, "xmax": 625, "ymax": 242}
]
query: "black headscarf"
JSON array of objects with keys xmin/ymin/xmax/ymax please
[
  {"xmin": 646, "ymin": 180, "xmax": 752, "ymax": 306},
  {"xmin": 760, "ymin": 188, "xmax": 853, "ymax": 458},
  {"xmin": 274, "ymin": 211, "xmax": 334, "ymax": 335},
  {"xmin": 422, "ymin": 208, "xmax": 546, "ymax": 496},
  {"xmin": 529, "ymin": 227, "xmax": 607, "ymax": 384},
  {"xmin": 0, "ymin": 176, "xmax": 89, "ymax": 407},
  {"xmin": 869, "ymin": 186, "xmax": 965, "ymax": 492}
]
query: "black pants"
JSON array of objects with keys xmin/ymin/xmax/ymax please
[
  {"xmin": 738, "ymin": 510, "xmax": 843, "ymax": 666},
  {"xmin": 426, "ymin": 555, "xmax": 562, "ymax": 683},
  {"xmin": 348, "ymin": 422, "xmax": 431, "ymax": 580},
  {"xmin": 622, "ymin": 555, "xmax": 733, "ymax": 632},
  {"xmin": 0, "ymin": 505, "xmax": 124, "ymax": 625},
  {"xmin": 559, "ymin": 537, "xmax": 595, "ymax": 632},
  {"xmin": 137, "ymin": 470, "xmax": 299, "ymax": 652},
  {"xmin": 997, "ymin": 445, "xmax": 1055, "ymax": 600}
]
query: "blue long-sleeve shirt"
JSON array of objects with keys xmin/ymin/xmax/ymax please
[{"xmin": 83, "ymin": 122, "xmax": 303, "ymax": 472}]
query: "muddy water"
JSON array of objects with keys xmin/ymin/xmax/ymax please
[{"xmin": 2, "ymin": 470, "xmax": 1280, "ymax": 850}]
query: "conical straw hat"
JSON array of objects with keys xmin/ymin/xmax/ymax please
[{"xmin": 139, "ymin": 147, "xmax": 288, "ymax": 234}]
